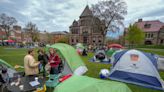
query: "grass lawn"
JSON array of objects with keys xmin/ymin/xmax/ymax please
[{"xmin": 0, "ymin": 47, "xmax": 164, "ymax": 92}]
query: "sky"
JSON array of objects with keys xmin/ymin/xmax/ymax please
[{"xmin": 0, "ymin": 0, "xmax": 164, "ymax": 37}]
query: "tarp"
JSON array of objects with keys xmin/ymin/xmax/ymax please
[
  {"xmin": 49, "ymin": 43, "xmax": 88, "ymax": 75},
  {"xmin": 54, "ymin": 75, "xmax": 132, "ymax": 92}
]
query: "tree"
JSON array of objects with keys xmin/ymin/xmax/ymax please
[
  {"xmin": 24, "ymin": 22, "xmax": 40, "ymax": 42},
  {"xmin": 91, "ymin": 0, "xmax": 127, "ymax": 43},
  {"xmin": 56, "ymin": 36, "xmax": 69, "ymax": 44},
  {"xmin": 46, "ymin": 32, "xmax": 53, "ymax": 44},
  {"xmin": 126, "ymin": 24, "xmax": 145, "ymax": 48},
  {"xmin": 0, "ymin": 13, "xmax": 17, "ymax": 39}
]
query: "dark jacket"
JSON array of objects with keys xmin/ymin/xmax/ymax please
[{"xmin": 38, "ymin": 54, "xmax": 48, "ymax": 65}]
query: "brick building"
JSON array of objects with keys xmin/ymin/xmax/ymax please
[
  {"xmin": 123, "ymin": 19, "xmax": 164, "ymax": 45},
  {"xmin": 69, "ymin": 5, "xmax": 105, "ymax": 46},
  {"xmin": 135, "ymin": 19, "xmax": 164, "ymax": 45}
]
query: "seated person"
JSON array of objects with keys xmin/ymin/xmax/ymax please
[
  {"xmin": 48, "ymin": 48, "xmax": 61, "ymax": 75},
  {"xmin": 82, "ymin": 49, "xmax": 87, "ymax": 56},
  {"xmin": 24, "ymin": 49, "xmax": 40, "ymax": 76},
  {"xmin": 96, "ymin": 53, "xmax": 106, "ymax": 61},
  {"xmin": 0, "ymin": 68, "xmax": 9, "ymax": 84}
]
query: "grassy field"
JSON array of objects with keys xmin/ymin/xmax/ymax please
[{"xmin": 0, "ymin": 47, "xmax": 164, "ymax": 92}]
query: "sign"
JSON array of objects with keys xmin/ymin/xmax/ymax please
[{"xmin": 130, "ymin": 54, "xmax": 139, "ymax": 62}]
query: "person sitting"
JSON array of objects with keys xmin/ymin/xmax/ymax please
[
  {"xmin": 0, "ymin": 68, "xmax": 9, "ymax": 84},
  {"xmin": 37, "ymin": 49, "xmax": 48, "ymax": 77},
  {"xmin": 82, "ymin": 49, "xmax": 88, "ymax": 56},
  {"xmin": 24, "ymin": 49, "xmax": 40, "ymax": 76},
  {"xmin": 48, "ymin": 48, "xmax": 61, "ymax": 75}
]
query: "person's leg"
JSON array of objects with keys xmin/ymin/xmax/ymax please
[
  {"xmin": 43, "ymin": 64, "xmax": 46, "ymax": 77},
  {"xmin": 54, "ymin": 65, "xmax": 60, "ymax": 74}
]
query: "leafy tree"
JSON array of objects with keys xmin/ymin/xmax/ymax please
[
  {"xmin": 91, "ymin": 0, "xmax": 127, "ymax": 43},
  {"xmin": 126, "ymin": 24, "xmax": 145, "ymax": 48},
  {"xmin": 24, "ymin": 22, "xmax": 40, "ymax": 42},
  {"xmin": 0, "ymin": 13, "xmax": 17, "ymax": 38},
  {"xmin": 56, "ymin": 36, "xmax": 69, "ymax": 44}
]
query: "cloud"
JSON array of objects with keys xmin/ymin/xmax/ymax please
[{"xmin": 0, "ymin": 0, "xmax": 164, "ymax": 35}]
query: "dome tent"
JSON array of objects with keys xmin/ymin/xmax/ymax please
[
  {"xmin": 54, "ymin": 75, "xmax": 132, "ymax": 92},
  {"xmin": 109, "ymin": 49, "xmax": 164, "ymax": 90},
  {"xmin": 89, "ymin": 50, "xmax": 110, "ymax": 64},
  {"xmin": 48, "ymin": 43, "xmax": 88, "ymax": 75}
]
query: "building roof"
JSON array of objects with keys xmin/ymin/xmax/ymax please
[
  {"xmin": 135, "ymin": 20, "xmax": 164, "ymax": 32},
  {"xmin": 80, "ymin": 5, "xmax": 93, "ymax": 17},
  {"xmin": 51, "ymin": 31, "xmax": 68, "ymax": 35}
]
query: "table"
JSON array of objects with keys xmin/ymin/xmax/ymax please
[{"xmin": 7, "ymin": 76, "xmax": 46, "ymax": 92}]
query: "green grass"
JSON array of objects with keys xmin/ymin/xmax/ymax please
[{"xmin": 0, "ymin": 47, "xmax": 164, "ymax": 92}]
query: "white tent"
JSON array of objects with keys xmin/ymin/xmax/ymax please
[{"xmin": 109, "ymin": 49, "xmax": 164, "ymax": 90}]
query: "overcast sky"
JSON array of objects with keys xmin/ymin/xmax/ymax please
[{"xmin": 0, "ymin": 0, "xmax": 164, "ymax": 35}]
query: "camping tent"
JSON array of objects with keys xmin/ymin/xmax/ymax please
[
  {"xmin": 0, "ymin": 59, "xmax": 17, "ymax": 78},
  {"xmin": 76, "ymin": 43, "xmax": 84, "ymax": 49},
  {"xmin": 109, "ymin": 49, "xmax": 164, "ymax": 90},
  {"xmin": 108, "ymin": 44, "xmax": 123, "ymax": 49},
  {"xmin": 158, "ymin": 56, "xmax": 164, "ymax": 70},
  {"xmin": 106, "ymin": 49, "xmax": 116, "ymax": 57},
  {"xmin": 54, "ymin": 75, "xmax": 132, "ymax": 92},
  {"xmin": 90, "ymin": 50, "xmax": 110, "ymax": 64},
  {"xmin": 49, "ymin": 43, "xmax": 88, "ymax": 75},
  {"xmin": 75, "ymin": 43, "xmax": 85, "ymax": 55}
]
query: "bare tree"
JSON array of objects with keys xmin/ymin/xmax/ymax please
[
  {"xmin": 0, "ymin": 13, "xmax": 17, "ymax": 38},
  {"xmin": 92, "ymin": 0, "xmax": 127, "ymax": 43},
  {"xmin": 24, "ymin": 22, "xmax": 40, "ymax": 42}
]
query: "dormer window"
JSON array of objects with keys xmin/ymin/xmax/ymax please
[{"xmin": 144, "ymin": 24, "xmax": 151, "ymax": 28}]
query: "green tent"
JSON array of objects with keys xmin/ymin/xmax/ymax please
[
  {"xmin": 0, "ymin": 59, "xmax": 17, "ymax": 78},
  {"xmin": 75, "ymin": 43, "xmax": 85, "ymax": 49},
  {"xmin": 0, "ymin": 59, "xmax": 14, "ymax": 69},
  {"xmin": 106, "ymin": 49, "xmax": 116, "ymax": 57},
  {"xmin": 54, "ymin": 75, "xmax": 132, "ymax": 92},
  {"xmin": 49, "ymin": 43, "xmax": 88, "ymax": 75}
]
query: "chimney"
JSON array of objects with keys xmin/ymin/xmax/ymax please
[{"xmin": 138, "ymin": 19, "xmax": 143, "ymax": 22}]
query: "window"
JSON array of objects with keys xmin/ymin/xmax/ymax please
[
  {"xmin": 145, "ymin": 34, "xmax": 147, "ymax": 38},
  {"xmin": 71, "ymin": 39, "xmax": 74, "ymax": 42},
  {"xmin": 72, "ymin": 29, "xmax": 78, "ymax": 34},
  {"xmin": 151, "ymin": 34, "xmax": 153, "ymax": 38},
  {"xmin": 76, "ymin": 39, "xmax": 78, "ymax": 42},
  {"xmin": 160, "ymin": 40, "xmax": 163, "ymax": 44},
  {"xmin": 144, "ymin": 24, "xmax": 151, "ymax": 28}
]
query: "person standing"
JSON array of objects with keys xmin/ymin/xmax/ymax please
[
  {"xmin": 37, "ymin": 49, "xmax": 48, "ymax": 77},
  {"xmin": 24, "ymin": 49, "xmax": 40, "ymax": 76},
  {"xmin": 48, "ymin": 48, "xmax": 61, "ymax": 75}
]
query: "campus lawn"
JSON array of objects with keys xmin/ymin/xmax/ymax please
[{"xmin": 0, "ymin": 47, "xmax": 164, "ymax": 92}]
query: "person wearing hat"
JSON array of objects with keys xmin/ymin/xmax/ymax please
[{"xmin": 24, "ymin": 49, "xmax": 40, "ymax": 76}]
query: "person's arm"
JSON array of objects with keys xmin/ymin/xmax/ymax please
[
  {"xmin": 53, "ymin": 55, "xmax": 60, "ymax": 65},
  {"xmin": 28, "ymin": 57, "xmax": 40, "ymax": 68}
]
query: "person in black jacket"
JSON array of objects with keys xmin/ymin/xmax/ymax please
[{"xmin": 37, "ymin": 49, "xmax": 48, "ymax": 77}]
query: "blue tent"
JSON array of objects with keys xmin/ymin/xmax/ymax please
[{"xmin": 109, "ymin": 49, "xmax": 164, "ymax": 90}]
